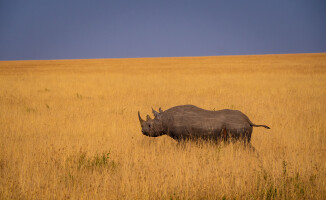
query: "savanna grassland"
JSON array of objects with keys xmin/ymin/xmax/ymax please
[{"xmin": 0, "ymin": 53, "xmax": 326, "ymax": 199}]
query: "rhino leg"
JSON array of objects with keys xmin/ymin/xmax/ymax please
[
  {"xmin": 244, "ymin": 126, "xmax": 253, "ymax": 144},
  {"xmin": 221, "ymin": 127, "xmax": 228, "ymax": 142}
]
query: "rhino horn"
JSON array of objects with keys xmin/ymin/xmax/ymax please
[
  {"xmin": 152, "ymin": 107, "xmax": 160, "ymax": 118},
  {"xmin": 146, "ymin": 115, "xmax": 152, "ymax": 121},
  {"xmin": 138, "ymin": 111, "xmax": 144, "ymax": 123},
  {"xmin": 159, "ymin": 107, "xmax": 163, "ymax": 113}
]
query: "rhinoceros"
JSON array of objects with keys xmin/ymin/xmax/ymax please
[{"xmin": 138, "ymin": 105, "xmax": 270, "ymax": 144}]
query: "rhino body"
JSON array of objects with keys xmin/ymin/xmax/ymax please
[{"xmin": 138, "ymin": 105, "xmax": 270, "ymax": 143}]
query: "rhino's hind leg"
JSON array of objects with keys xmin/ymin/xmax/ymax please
[{"xmin": 242, "ymin": 127, "xmax": 253, "ymax": 145}]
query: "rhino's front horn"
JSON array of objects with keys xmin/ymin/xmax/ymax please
[{"xmin": 138, "ymin": 111, "xmax": 144, "ymax": 123}]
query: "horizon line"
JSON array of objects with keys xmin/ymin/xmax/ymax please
[{"xmin": 1, "ymin": 52, "xmax": 325, "ymax": 62}]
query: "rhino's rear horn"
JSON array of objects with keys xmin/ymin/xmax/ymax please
[
  {"xmin": 138, "ymin": 111, "xmax": 144, "ymax": 123},
  {"xmin": 146, "ymin": 115, "xmax": 152, "ymax": 121},
  {"xmin": 159, "ymin": 107, "xmax": 163, "ymax": 113}
]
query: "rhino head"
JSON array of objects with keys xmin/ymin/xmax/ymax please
[{"xmin": 138, "ymin": 109, "xmax": 164, "ymax": 137}]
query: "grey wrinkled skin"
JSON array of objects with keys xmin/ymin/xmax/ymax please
[{"xmin": 138, "ymin": 105, "xmax": 270, "ymax": 144}]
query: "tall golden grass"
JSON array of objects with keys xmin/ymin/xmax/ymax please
[{"xmin": 0, "ymin": 53, "xmax": 325, "ymax": 199}]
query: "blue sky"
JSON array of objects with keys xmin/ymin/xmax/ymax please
[{"xmin": 1, "ymin": 0, "xmax": 326, "ymax": 60}]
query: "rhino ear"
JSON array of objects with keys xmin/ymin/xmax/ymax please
[
  {"xmin": 152, "ymin": 108, "xmax": 160, "ymax": 118},
  {"xmin": 146, "ymin": 115, "xmax": 152, "ymax": 121},
  {"xmin": 159, "ymin": 107, "xmax": 163, "ymax": 113}
]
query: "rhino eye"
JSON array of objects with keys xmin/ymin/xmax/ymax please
[{"xmin": 148, "ymin": 124, "xmax": 151, "ymax": 128}]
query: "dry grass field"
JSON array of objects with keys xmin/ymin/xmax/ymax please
[{"xmin": 0, "ymin": 53, "xmax": 326, "ymax": 199}]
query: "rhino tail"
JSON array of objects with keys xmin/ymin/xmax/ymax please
[{"xmin": 250, "ymin": 123, "xmax": 270, "ymax": 129}]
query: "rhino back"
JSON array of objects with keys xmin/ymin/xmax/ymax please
[
  {"xmin": 163, "ymin": 105, "xmax": 250, "ymax": 125},
  {"xmin": 161, "ymin": 105, "xmax": 252, "ymax": 138}
]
